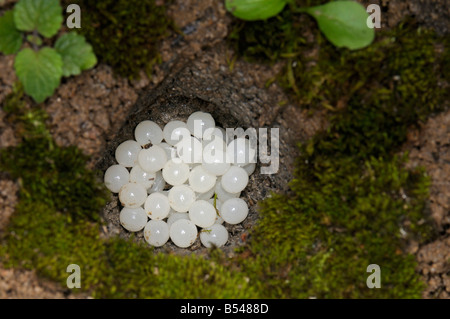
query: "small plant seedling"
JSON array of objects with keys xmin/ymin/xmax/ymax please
[
  {"xmin": 225, "ymin": 0, "xmax": 289, "ymax": 21},
  {"xmin": 213, "ymin": 193, "xmax": 220, "ymax": 216},
  {"xmin": 0, "ymin": 0, "xmax": 97, "ymax": 103},
  {"xmin": 225, "ymin": 0, "xmax": 375, "ymax": 50}
]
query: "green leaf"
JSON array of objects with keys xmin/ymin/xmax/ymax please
[
  {"xmin": 54, "ymin": 32, "xmax": 97, "ymax": 77},
  {"xmin": 13, "ymin": 0, "xmax": 63, "ymax": 38},
  {"xmin": 0, "ymin": 11, "xmax": 23, "ymax": 55},
  {"xmin": 225, "ymin": 0, "xmax": 288, "ymax": 21},
  {"xmin": 305, "ymin": 1, "xmax": 375, "ymax": 50},
  {"xmin": 14, "ymin": 47, "xmax": 63, "ymax": 103}
]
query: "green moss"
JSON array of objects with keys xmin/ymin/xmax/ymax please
[
  {"xmin": 0, "ymin": 139, "xmax": 108, "ymax": 221},
  {"xmin": 229, "ymin": 7, "xmax": 447, "ymax": 118},
  {"xmin": 2, "ymin": 83, "xmax": 51, "ymax": 142},
  {"xmin": 284, "ymin": 21, "xmax": 448, "ymax": 115},
  {"xmin": 227, "ymin": 4, "xmax": 448, "ymax": 298},
  {"xmin": 232, "ymin": 21, "xmax": 446, "ymax": 298},
  {"xmin": 227, "ymin": 0, "xmax": 326, "ymax": 63},
  {"xmin": 71, "ymin": 0, "xmax": 172, "ymax": 79},
  {"xmin": 1, "ymin": 200, "xmax": 108, "ymax": 286},
  {"xmin": 0, "ymin": 85, "xmax": 107, "ymax": 221},
  {"xmin": 228, "ymin": 8, "xmax": 301, "ymax": 62},
  {"xmin": 246, "ymin": 154, "xmax": 432, "ymax": 298},
  {"xmin": 1, "ymin": 199, "xmax": 256, "ymax": 298},
  {"xmin": 97, "ymin": 240, "xmax": 256, "ymax": 298}
]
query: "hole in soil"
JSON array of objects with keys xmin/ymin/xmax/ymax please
[
  {"xmin": 97, "ymin": 94, "xmax": 274, "ymax": 256},
  {"xmin": 439, "ymin": 223, "xmax": 450, "ymax": 235}
]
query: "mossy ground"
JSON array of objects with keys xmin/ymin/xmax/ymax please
[
  {"xmin": 0, "ymin": 4, "xmax": 448, "ymax": 298},
  {"xmin": 227, "ymin": 0, "xmax": 326, "ymax": 63},
  {"xmin": 227, "ymin": 5, "xmax": 448, "ymax": 298},
  {"xmin": 69, "ymin": 0, "xmax": 172, "ymax": 79}
]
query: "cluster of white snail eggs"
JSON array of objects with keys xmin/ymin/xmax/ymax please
[{"xmin": 104, "ymin": 111, "xmax": 257, "ymax": 249}]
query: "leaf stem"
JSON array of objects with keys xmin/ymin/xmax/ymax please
[
  {"xmin": 292, "ymin": 7, "xmax": 308, "ymax": 14},
  {"xmin": 213, "ymin": 193, "xmax": 221, "ymax": 217},
  {"xmin": 32, "ymin": 29, "xmax": 39, "ymax": 51}
]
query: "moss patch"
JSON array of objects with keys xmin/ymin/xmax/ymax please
[
  {"xmin": 227, "ymin": 0, "xmax": 326, "ymax": 63},
  {"xmin": 1, "ymin": 84, "xmax": 107, "ymax": 221},
  {"xmin": 228, "ymin": 16, "xmax": 447, "ymax": 298},
  {"xmin": 1, "ymin": 201, "xmax": 257, "ymax": 298},
  {"xmin": 227, "ymin": 7, "xmax": 301, "ymax": 62},
  {"xmin": 244, "ymin": 154, "xmax": 433, "ymax": 298},
  {"xmin": 283, "ymin": 22, "xmax": 448, "ymax": 113},
  {"xmin": 70, "ymin": 0, "xmax": 172, "ymax": 79}
]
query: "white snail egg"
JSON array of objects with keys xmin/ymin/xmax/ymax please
[
  {"xmin": 138, "ymin": 145, "xmax": 168, "ymax": 173},
  {"xmin": 214, "ymin": 178, "xmax": 240, "ymax": 202},
  {"xmin": 221, "ymin": 198, "xmax": 249, "ymax": 225},
  {"xmin": 189, "ymin": 165, "xmax": 217, "ymax": 193},
  {"xmin": 202, "ymin": 126, "xmax": 226, "ymax": 143},
  {"xmin": 115, "ymin": 140, "xmax": 141, "ymax": 167},
  {"xmin": 188, "ymin": 200, "xmax": 216, "ymax": 228},
  {"xmin": 104, "ymin": 164, "xmax": 129, "ymax": 193},
  {"xmin": 157, "ymin": 142, "xmax": 177, "ymax": 161},
  {"xmin": 242, "ymin": 162, "xmax": 256, "ymax": 176},
  {"xmin": 144, "ymin": 192, "xmax": 171, "ymax": 220},
  {"xmin": 226, "ymin": 137, "xmax": 257, "ymax": 166},
  {"xmin": 163, "ymin": 120, "xmax": 189, "ymax": 146},
  {"xmin": 196, "ymin": 187, "xmax": 215, "ymax": 201},
  {"xmin": 162, "ymin": 159, "xmax": 190, "ymax": 186},
  {"xmin": 200, "ymin": 224, "xmax": 228, "ymax": 248},
  {"xmin": 220, "ymin": 198, "xmax": 248, "ymax": 225},
  {"xmin": 119, "ymin": 207, "xmax": 148, "ymax": 232},
  {"xmin": 202, "ymin": 149, "xmax": 230, "ymax": 176},
  {"xmin": 144, "ymin": 220, "xmax": 169, "ymax": 247},
  {"xmin": 134, "ymin": 120, "xmax": 163, "ymax": 146},
  {"xmin": 176, "ymin": 136, "xmax": 203, "ymax": 164},
  {"xmin": 203, "ymin": 138, "xmax": 226, "ymax": 155},
  {"xmin": 147, "ymin": 170, "xmax": 165, "ymax": 194},
  {"xmin": 129, "ymin": 164, "xmax": 155, "ymax": 189},
  {"xmin": 119, "ymin": 182, "xmax": 147, "ymax": 208},
  {"xmin": 168, "ymin": 184, "xmax": 196, "ymax": 212},
  {"xmin": 187, "ymin": 111, "xmax": 215, "ymax": 139},
  {"xmin": 169, "ymin": 219, "xmax": 198, "ymax": 248},
  {"xmin": 166, "ymin": 212, "xmax": 189, "ymax": 228},
  {"xmin": 221, "ymin": 165, "xmax": 249, "ymax": 194}
]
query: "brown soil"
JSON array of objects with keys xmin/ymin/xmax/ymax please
[
  {"xmin": 402, "ymin": 110, "xmax": 450, "ymax": 298},
  {"xmin": 0, "ymin": 0, "xmax": 448, "ymax": 298},
  {"xmin": 0, "ymin": 266, "xmax": 90, "ymax": 299}
]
